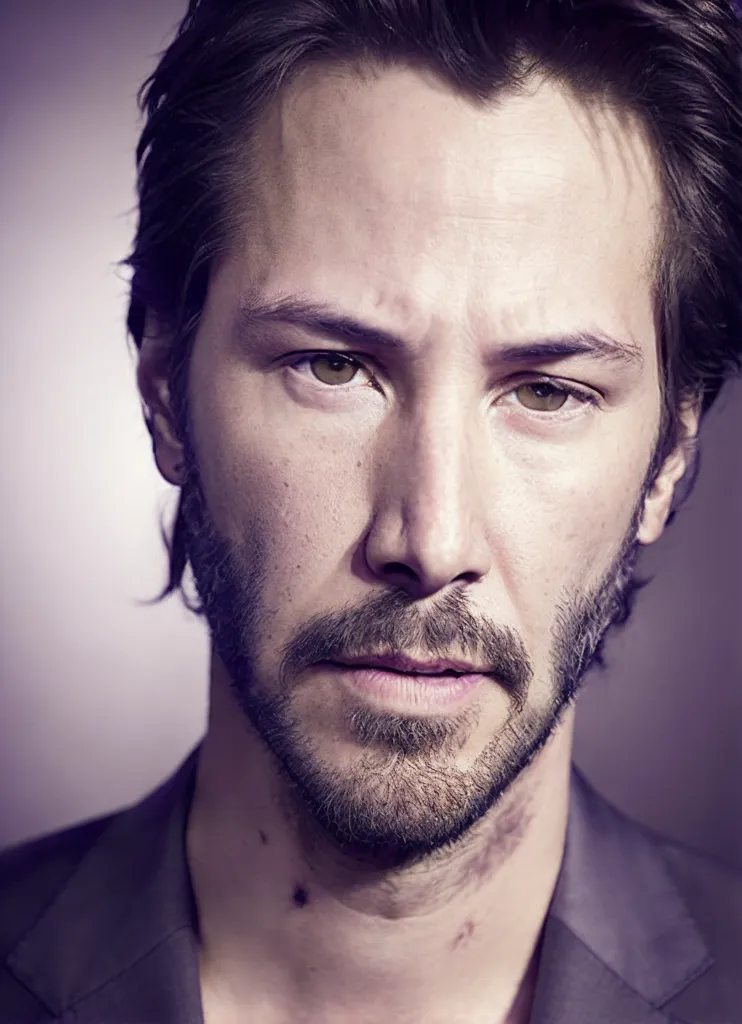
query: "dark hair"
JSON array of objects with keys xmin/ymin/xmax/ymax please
[{"xmin": 125, "ymin": 0, "xmax": 742, "ymax": 612}]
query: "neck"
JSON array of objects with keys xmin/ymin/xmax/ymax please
[{"xmin": 187, "ymin": 666, "xmax": 574, "ymax": 1023}]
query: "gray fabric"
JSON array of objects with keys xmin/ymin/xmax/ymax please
[{"xmin": 1, "ymin": 748, "xmax": 740, "ymax": 1023}]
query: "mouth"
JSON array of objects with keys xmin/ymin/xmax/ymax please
[
  {"xmin": 328, "ymin": 653, "xmax": 489, "ymax": 677},
  {"xmin": 318, "ymin": 654, "xmax": 491, "ymax": 714}
]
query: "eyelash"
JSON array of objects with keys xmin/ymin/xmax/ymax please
[{"xmin": 286, "ymin": 351, "xmax": 600, "ymax": 414}]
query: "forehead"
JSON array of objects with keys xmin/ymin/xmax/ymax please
[{"xmin": 222, "ymin": 63, "xmax": 661, "ymax": 350}]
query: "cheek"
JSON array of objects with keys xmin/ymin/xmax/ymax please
[
  {"xmin": 190, "ymin": 359, "xmax": 369, "ymax": 535},
  {"xmin": 493, "ymin": 437, "xmax": 649, "ymax": 625},
  {"xmin": 210, "ymin": 428, "xmax": 371, "ymax": 614}
]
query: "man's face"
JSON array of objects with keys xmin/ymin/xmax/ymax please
[{"xmin": 150, "ymin": 66, "xmax": 690, "ymax": 863}]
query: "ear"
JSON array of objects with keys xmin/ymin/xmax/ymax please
[
  {"xmin": 636, "ymin": 396, "xmax": 702, "ymax": 546},
  {"xmin": 136, "ymin": 312, "xmax": 186, "ymax": 486}
]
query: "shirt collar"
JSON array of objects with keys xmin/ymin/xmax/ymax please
[{"xmin": 6, "ymin": 748, "xmax": 712, "ymax": 1023}]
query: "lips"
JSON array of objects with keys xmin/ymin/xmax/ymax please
[
  {"xmin": 324, "ymin": 657, "xmax": 488, "ymax": 713},
  {"xmin": 330, "ymin": 653, "xmax": 488, "ymax": 676}
]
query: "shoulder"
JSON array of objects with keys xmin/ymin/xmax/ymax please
[
  {"xmin": 568, "ymin": 770, "xmax": 742, "ymax": 1021},
  {"xmin": 0, "ymin": 813, "xmax": 121, "ymax": 1021},
  {"xmin": 0, "ymin": 750, "xmax": 199, "ymax": 964},
  {"xmin": 655, "ymin": 834, "xmax": 742, "ymax": 1020},
  {"xmin": 0, "ymin": 754, "xmax": 199, "ymax": 1023},
  {"xmin": 573, "ymin": 769, "xmax": 742, "ymax": 944},
  {"xmin": 0, "ymin": 813, "xmax": 117, "ymax": 957},
  {"xmin": 620, "ymin": 804, "xmax": 742, "ymax": 960},
  {"xmin": 658, "ymin": 833, "xmax": 742, "ymax": 937},
  {"xmin": 612, "ymin": 800, "xmax": 742, "ymax": 1021}
]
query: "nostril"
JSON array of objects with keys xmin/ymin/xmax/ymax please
[{"xmin": 383, "ymin": 562, "xmax": 418, "ymax": 581}]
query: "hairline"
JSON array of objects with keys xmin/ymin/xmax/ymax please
[{"xmin": 215, "ymin": 53, "xmax": 670, "ymax": 373}]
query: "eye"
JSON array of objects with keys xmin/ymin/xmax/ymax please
[
  {"xmin": 288, "ymin": 351, "xmax": 377, "ymax": 390},
  {"xmin": 287, "ymin": 352, "xmax": 598, "ymax": 414},
  {"xmin": 513, "ymin": 380, "xmax": 592, "ymax": 413},
  {"xmin": 306, "ymin": 353, "xmax": 365, "ymax": 386}
]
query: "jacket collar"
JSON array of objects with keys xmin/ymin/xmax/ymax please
[
  {"xmin": 6, "ymin": 748, "xmax": 713, "ymax": 1023},
  {"xmin": 529, "ymin": 766, "xmax": 712, "ymax": 1023},
  {"xmin": 6, "ymin": 748, "xmax": 203, "ymax": 1023}
]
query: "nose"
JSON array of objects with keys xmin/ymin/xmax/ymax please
[{"xmin": 364, "ymin": 400, "xmax": 493, "ymax": 599}]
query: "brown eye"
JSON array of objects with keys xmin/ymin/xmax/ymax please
[
  {"xmin": 515, "ymin": 382, "xmax": 570, "ymax": 412},
  {"xmin": 309, "ymin": 354, "xmax": 359, "ymax": 386}
]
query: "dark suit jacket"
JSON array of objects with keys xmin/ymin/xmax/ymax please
[{"xmin": 1, "ymin": 748, "xmax": 740, "ymax": 1023}]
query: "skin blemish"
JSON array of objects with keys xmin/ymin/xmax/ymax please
[
  {"xmin": 466, "ymin": 798, "xmax": 531, "ymax": 885},
  {"xmin": 258, "ymin": 829, "xmax": 268, "ymax": 845},
  {"xmin": 452, "ymin": 919, "xmax": 476, "ymax": 950},
  {"xmin": 293, "ymin": 885, "xmax": 310, "ymax": 907}
]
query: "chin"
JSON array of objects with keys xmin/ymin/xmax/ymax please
[{"xmin": 280, "ymin": 716, "xmax": 526, "ymax": 864}]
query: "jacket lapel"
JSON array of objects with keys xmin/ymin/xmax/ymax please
[
  {"xmin": 6, "ymin": 755, "xmax": 714, "ymax": 1023},
  {"xmin": 6, "ymin": 749, "xmax": 205, "ymax": 1024},
  {"xmin": 529, "ymin": 767, "xmax": 713, "ymax": 1023}
]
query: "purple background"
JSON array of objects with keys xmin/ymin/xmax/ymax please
[{"xmin": 1, "ymin": 0, "xmax": 740, "ymax": 869}]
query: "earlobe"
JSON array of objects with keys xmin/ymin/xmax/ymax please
[
  {"xmin": 636, "ymin": 401, "xmax": 701, "ymax": 546},
  {"xmin": 136, "ymin": 313, "xmax": 186, "ymax": 486},
  {"xmin": 148, "ymin": 410, "xmax": 185, "ymax": 485},
  {"xmin": 636, "ymin": 479, "xmax": 675, "ymax": 545}
]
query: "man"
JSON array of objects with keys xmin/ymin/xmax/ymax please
[{"xmin": 2, "ymin": 0, "xmax": 742, "ymax": 1021}]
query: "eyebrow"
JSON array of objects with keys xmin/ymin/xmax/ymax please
[{"xmin": 236, "ymin": 293, "xmax": 645, "ymax": 370}]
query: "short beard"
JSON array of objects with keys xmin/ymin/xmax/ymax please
[
  {"xmin": 178, "ymin": 419, "xmax": 654, "ymax": 867},
  {"xmin": 347, "ymin": 701, "xmax": 477, "ymax": 757},
  {"xmin": 228, "ymin": 672, "xmax": 573, "ymax": 868}
]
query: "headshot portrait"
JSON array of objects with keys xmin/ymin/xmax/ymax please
[{"xmin": 1, "ymin": 0, "xmax": 741, "ymax": 1022}]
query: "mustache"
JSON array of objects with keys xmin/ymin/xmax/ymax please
[
  {"xmin": 178, "ymin": 459, "xmax": 530, "ymax": 710},
  {"xmin": 279, "ymin": 586, "xmax": 532, "ymax": 710},
  {"xmin": 180, "ymin": 435, "xmax": 649, "ymax": 715}
]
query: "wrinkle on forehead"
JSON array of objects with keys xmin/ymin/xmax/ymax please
[
  {"xmin": 246, "ymin": 62, "xmax": 660, "ymax": 248},
  {"xmin": 217, "ymin": 62, "xmax": 661, "ymax": 380}
]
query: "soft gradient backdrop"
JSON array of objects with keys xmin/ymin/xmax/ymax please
[{"xmin": 1, "ymin": 0, "xmax": 740, "ymax": 868}]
